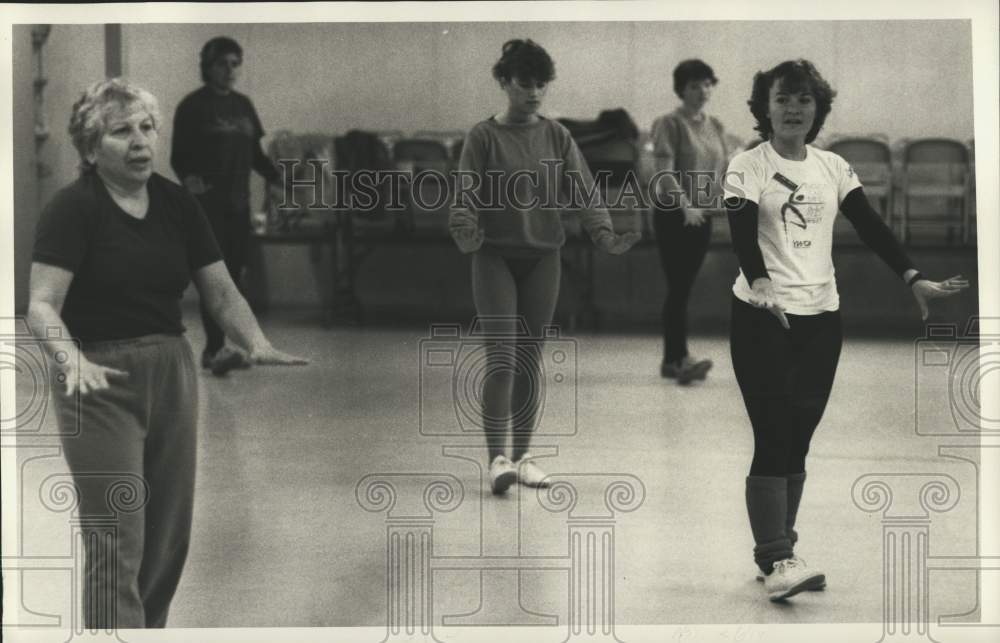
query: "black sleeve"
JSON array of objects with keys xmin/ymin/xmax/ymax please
[
  {"xmin": 170, "ymin": 96, "xmax": 198, "ymax": 181},
  {"xmin": 252, "ymin": 140, "xmax": 280, "ymax": 183},
  {"xmin": 840, "ymin": 187, "xmax": 914, "ymax": 278},
  {"xmin": 725, "ymin": 196, "xmax": 769, "ymax": 284},
  {"xmin": 32, "ymin": 183, "xmax": 92, "ymax": 272},
  {"xmin": 249, "ymin": 100, "xmax": 280, "ymax": 183},
  {"xmin": 177, "ymin": 188, "xmax": 223, "ymax": 271}
]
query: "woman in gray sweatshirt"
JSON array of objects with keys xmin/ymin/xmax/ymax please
[{"xmin": 449, "ymin": 38, "xmax": 639, "ymax": 495}]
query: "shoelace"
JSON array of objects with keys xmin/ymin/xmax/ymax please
[{"xmin": 774, "ymin": 558, "xmax": 801, "ymax": 573}]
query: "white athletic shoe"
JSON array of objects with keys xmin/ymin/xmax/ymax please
[
  {"xmin": 763, "ymin": 557, "xmax": 826, "ymax": 601},
  {"xmin": 489, "ymin": 455, "xmax": 518, "ymax": 495},
  {"xmin": 515, "ymin": 453, "xmax": 551, "ymax": 488},
  {"xmin": 756, "ymin": 556, "xmax": 826, "ymax": 590}
]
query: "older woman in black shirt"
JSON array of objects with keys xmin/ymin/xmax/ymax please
[{"xmin": 28, "ymin": 78, "xmax": 305, "ymax": 628}]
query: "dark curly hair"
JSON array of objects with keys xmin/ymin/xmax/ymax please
[
  {"xmin": 200, "ymin": 36, "xmax": 243, "ymax": 83},
  {"xmin": 747, "ymin": 59, "xmax": 836, "ymax": 144},
  {"xmin": 673, "ymin": 59, "xmax": 717, "ymax": 98},
  {"xmin": 491, "ymin": 39, "xmax": 555, "ymax": 85}
]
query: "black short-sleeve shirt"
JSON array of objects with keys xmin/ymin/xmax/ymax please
[
  {"xmin": 32, "ymin": 172, "xmax": 223, "ymax": 342},
  {"xmin": 170, "ymin": 86, "xmax": 270, "ymax": 210}
]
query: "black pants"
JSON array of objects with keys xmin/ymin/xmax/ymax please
[
  {"xmin": 197, "ymin": 192, "xmax": 250, "ymax": 356},
  {"xmin": 653, "ymin": 207, "xmax": 712, "ymax": 363},
  {"xmin": 729, "ymin": 296, "xmax": 842, "ymax": 476}
]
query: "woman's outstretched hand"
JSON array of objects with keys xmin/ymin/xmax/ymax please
[
  {"xmin": 596, "ymin": 230, "xmax": 641, "ymax": 255},
  {"xmin": 452, "ymin": 226, "xmax": 485, "ymax": 254},
  {"xmin": 749, "ymin": 277, "xmax": 790, "ymax": 330},
  {"xmin": 911, "ymin": 274, "xmax": 970, "ymax": 320},
  {"xmin": 682, "ymin": 208, "xmax": 708, "ymax": 227},
  {"xmin": 249, "ymin": 344, "xmax": 310, "ymax": 366}
]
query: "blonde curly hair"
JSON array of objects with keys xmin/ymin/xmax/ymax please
[{"xmin": 68, "ymin": 78, "xmax": 161, "ymax": 172}]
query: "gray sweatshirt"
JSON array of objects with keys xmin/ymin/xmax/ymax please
[{"xmin": 449, "ymin": 116, "xmax": 614, "ymax": 253}]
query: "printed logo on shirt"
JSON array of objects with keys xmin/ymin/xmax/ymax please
[
  {"xmin": 209, "ymin": 116, "xmax": 254, "ymax": 137},
  {"xmin": 772, "ymin": 172, "xmax": 824, "ymax": 239}
]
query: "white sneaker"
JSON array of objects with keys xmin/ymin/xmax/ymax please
[
  {"xmin": 756, "ymin": 556, "xmax": 826, "ymax": 589},
  {"xmin": 763, "ymin": 557, "xmax": 826, "ymax": 601},
  {"xmin": 514, "ymin": 454, "xmax": 550, "ymax": 488},
  {"xmin": 489, "ymin": 455, "xmax": 517, "ymax": 495}
]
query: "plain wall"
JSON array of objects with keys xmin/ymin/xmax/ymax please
[
  {"xmin": 124, "ymin": 21, "xmax": 975, "ymax": 174},
  {"xmin": 12, "ymin": 27, "xmax": 37, "ymax": 311},
  {"xmin": 13, "ymin": 24, "xmax": 104, "ymax": 314},
  {"xmin": 13, "ymin": 20, "xmax": 976, "ymax": 314}
]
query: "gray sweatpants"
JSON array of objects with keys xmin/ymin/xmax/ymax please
[{"xmin": 54, "ymin": 334, "xmax": 198, "ymax": 629}]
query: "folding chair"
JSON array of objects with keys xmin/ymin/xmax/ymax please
[
  {"xmin": 374, "ymin": 130, "xmax": 406, "ymax": 162},
  {"xmin": 266, "ymin": 131, "xmax": 337, "ymax": 231},
  {"xmin": 900, "ymin": 138, "xmax": 971, "ymax": 245},
  {"xmin": 393, "ymin": 138, "xmax": 453, "ymax": 236},
  {"xmin": 450, "ymin": 138, "xmax": 465, "ymax": 163},
  {"xmin": 412, "ymin": 129, "xmax": 466, "ymax": 149},
  {"xmin": 827, "ymin": 136, "xmax": 895, "ymax": 244}
]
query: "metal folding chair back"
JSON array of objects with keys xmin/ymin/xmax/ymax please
[
  {"xmin": 393, "ymin": 138, "xmax": 453, "ymax": 236},
  {"xmin": 901, "ymin": 138, "xmax": 971, "ymax": 244},
  {"xmin": 827, "ymin": 136, "xmax": 895, "ymax": 243}
]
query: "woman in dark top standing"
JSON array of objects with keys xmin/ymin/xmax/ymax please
[
  {"xmin": 28, "ymin": 78, "xmax": 306, "ymax": 628},
  {"xmin": 724, "ymin": 59, "xmax": 967, "ymax": 601},
  {"xmin": 171, "ymin": 36, "xmax": 282, "ymax": 374},
  {"xmin": 651, "ymin": 59, "xmax": 732, "ymax": 384}
]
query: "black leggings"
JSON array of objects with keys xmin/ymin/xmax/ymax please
[
  {"xmin": 653, "ymin": 207, "xmax": 713, "ymax": 363},
  {"xmin": 729, "ymin": 296, "xmax": 842, "ymax": 476},
  {"xmin": 197, "ymin": 194, "xmax": 250, "ymax": 356}
]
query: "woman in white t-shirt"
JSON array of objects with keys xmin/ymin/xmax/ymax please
[{"xmin": 723, "ymin": 59, "xmax": 968, "ymax": 602}]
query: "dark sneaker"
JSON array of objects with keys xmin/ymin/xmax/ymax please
[
  {"xmin": 661, "ymin": 360, "xmax": 682, "ymax": 379},
  {"xmin": 662, "ymin": 356, "xmax": 713, "ymax": 384},
  {"xmin": 210, "ymin": 347, "xmax": 249, "ymax": 377},
  {"xmin": 679, "ymin": 357, "xmax": 713, "ymax": 384}
]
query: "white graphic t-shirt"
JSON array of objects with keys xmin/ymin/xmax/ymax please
[{"xmin": 723, "ymin": 141, "xmax": 861, "ymax": 314}]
